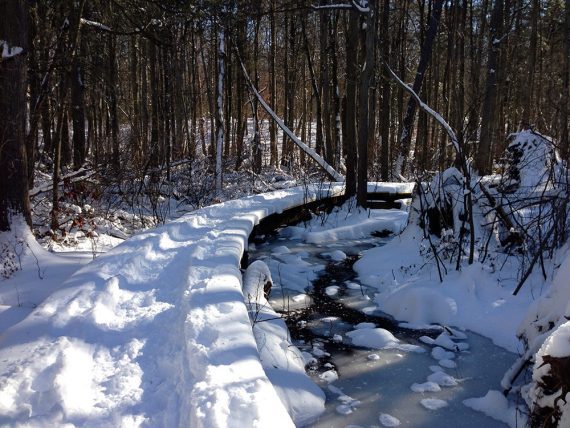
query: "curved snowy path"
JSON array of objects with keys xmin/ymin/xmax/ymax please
[{"xmin": 0, "ymin": 183, "xmax": 414, "ymax": 427}]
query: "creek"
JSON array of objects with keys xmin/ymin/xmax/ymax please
[{"xmin": 251, "ymin": 226, "xmax": 518, "ymax": 428}]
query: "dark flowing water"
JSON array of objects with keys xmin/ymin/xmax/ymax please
[{"xmin": 251, "ymin": 229, "xmax": 518, "ymax": 428}]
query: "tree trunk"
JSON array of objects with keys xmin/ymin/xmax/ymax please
[
  {"xmin": 215, "ymin": 25, "xmax": 225, "ymax": 196},
  {"xmin": 108, "ymin": 33, "xmax": 120, "ymax": 172},
  {"xmin": 561, "ymin": 0, "xmax": 569, "ymax": 161},
  {"xmin": 520, "ymin": 0, "xmax": 539, "ymax": 128},
  {"xmin": 71, "ymin": 40, "xmax": 86, "ymax": 170},
  {"xmin": 379, "ymin": 0, "xmax": 391, "ymax": 181},
  {"xmin": 0, "ymin": 0, "xmax": 31, "ymax": 231},
  {"xmin": 269, "ymin": 0, "xmax": 278, "ymax": 167},
  {"xmin": 357, "ymin": 7, "xmax": 375, "ymax": 207},
  {"xmin": 395, "ymin": 0, "xmax": 445, "ymax": 178},
  {"xmin": 476, "ymin": 0, "xmax": 504, "ymax": 175},
  {"xmin": 345, "ymin": 11, "xmax": 359, "ymax": 197}
]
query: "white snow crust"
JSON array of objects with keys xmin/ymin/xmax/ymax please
[{"xmin": 0, "ymin": 185, "xmax": 345, "ymax": 427}]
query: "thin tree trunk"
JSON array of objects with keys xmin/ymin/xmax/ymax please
[
  {"xmin": 357, "ymin": 7, "xmax": 375, "ymax": 207},
  {"xmin": 379, "ymin": 0, "xmax": 391, "ymax": 181},
  {"xmin": 345, "ymin": 11, "xmax": 359, "ymax": 197},
  {"xmin": 71, "ymin": 39, "xmax": 86, "ymax": 170},
  {"xmin": 269, "ymin": 0, "xmax": 278, "ymax": 166},
  {"xmin": 215, "ymin": 25, "xmax": 225, "ymax": 196}
]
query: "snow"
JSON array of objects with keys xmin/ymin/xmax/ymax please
[
  {"xmin": 2, "ymin": 169, "xmax": 568, "ymax": 426},
  {"xmin": 427, "ymin": 371, "xmax": 459, "ymax": 387},
  {"xmin": 80, "ymin": 18, "xmax": 111, "ymax": 31},
  {"xmin": 411, "ymin": 382, "xmax": 441, "ymax": 393},
  {"xmin": 421, "ymin": 398, "xmax": 448, "ymax": 410},
  {"xmin": 321, "ymin": 249, "xmax": 347, "ymax": 261},
  {"xmin": 354, "ymin": 222, "xmax": 533, "ymax": 352},
  {"xmin": 379, "ymin": 412, "xmax": 401, "ymax": 426},
  {"xmin": 463, "ymin": 390, "xmax": 526, "ymax": 428},
  {"xmin": 1, "ymin": 40, "xmax": 23, "ymax": 59},
  {"xmin": 243, "ymin": 261, "xmax": 325, "ymax": 426},
  {"xmin": 346, "ymin": 327, "xmax": 399, "ymax": 349},
  {"xmin": 305, "ymin": 209, "xmax": 408, "ymax": 244},
  {"xmin": 0, "ymin": 185, "xmax": 342, "ymax": 427}
]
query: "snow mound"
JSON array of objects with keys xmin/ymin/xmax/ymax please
[
  {"xmin": 346, "ymin": 327, "xmax": 399, "ymax": 349},
  {"xmin": 463, "ymin": 390, "xmax": 527, "ymax": 428},
  {"xmin": 421, "ymin": 398, "xmax": 448, "ymax": 410},
  {"xmin": 305, "ymin": 210, "xmax": 408, "ymax": 244},
  {"xmin": 243, "ymin": 261, "xmax": 325, "ymax": 426},
  {"xmin": 411, "ymin": 382, "xmax": 441, "ymax": 393},
  {"xmin": 379, "ymin": 287, "xmax": 457, "ymax": 326},
  {"xmin": 379, "ymin": 412, "xmax": 401, "ymax": 426}
]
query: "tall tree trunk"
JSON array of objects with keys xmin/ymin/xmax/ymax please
[
  {"xmin": 235, "ymin": 10, "xmax": 247, "ymax": 170},
  {"xmin": 331, "ymin": 12, "xmax": 342, "ymax": 168},
  {"xmin": 395, "ymin": 0, "xmax": 445, "ymax": 178},
  {"xmin": 301, "ymin": 17, "xmax": 322, "ymax": 157},
  {"xmin": 252, "ymin": 14, "xmax": 263, "ymax": 174},
  {"xmin": 0, "ymin": 0, "xmax": 31, "ymax": 231},
  {"xmin": 26, "ymin": 3, "xmax": 39, "ymax": 187},
  {"xmin": 561, "ymin": 0, "xmax": 569, "ymax": 161},
  {"xmin": 521, "ymin": 0, "xmax": 539, "ymax": 128},
  {"xmin": 71, "ymin": 39, "xmax": 86, "ymax": 170},
  {"xmin": 357, "ymin": 7, "xmax": 375, "ymax": 207},
  {"xmin": 269, "ymin": 0, "xmax": 278, "ymax": 167},
  {"xmin": 215, "ymin": 25, "xmax": 225, "ymax": 196},
  {"xmin": 476, "ymin": 0, "xmax": 504, "ymax": 175},
  {"xmin": 149, "ymin": 41, "xmax": 160, "ymax": 168},
  {"xmin": 345, "ymin": 11, "xmax": 359, "ymax": 197},
  {"xmin": 108, "ymin": 33, "xmax": 120, "ymax": 172},
  {"xmin": 379, "ymin": 0, "xmax": 391, "ymax": 181}
]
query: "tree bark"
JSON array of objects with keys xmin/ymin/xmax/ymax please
[
  {"xmin": 357, "ymin": 6, "xmax": 375, "ymax": 207},
  {"xmin": 379, "ymin": 0, "xmax": 391, "ymax": 181},
  {"xmin": 215, "ymin": 25, "xmax": 225, "ymax": 196},
  {"xmin": 475, "ymin": 0, "xmax": 504, "ymax": 175},
  {"xmin": 0, "ymin": 0, "xmax": 31, "ymax": 231},
  {"xmin": 345, "ymin": 11, "xmax": 359, "ymax": 197}
]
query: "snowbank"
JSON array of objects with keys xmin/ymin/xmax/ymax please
[
  {"xmin": 354, "ymin": 223, "xmax": 533, "ymax": 352},
  {"xmin": 243, "ymin": 261, "xmax": 325, "ymax": 426},
  {"xmin": 0, "ymin": 185, "xmax": 346, "ymax": 427}
]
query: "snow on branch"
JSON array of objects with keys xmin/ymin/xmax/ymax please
[
  {"xmin": 80, "ymin": 18, "xmax": 112, "ymax": 32},
  {"xmin": 233, "ymin": 43, "xmax": 344, "ymax": 182},
  {"xmin": 311, "ymin": 4, "xmax": 354, "ymax": 10},
  {"xmin": 384, "ymin": 62, "xmax": 461, "ymax": 156},
  {"xmin": 311, "ymin": 0, "xmax": 370, "ymax": 13},
  {"xmin": 351, "ymin": 0, "xmax": 370, "ymax": 13},
  {"xmin": 1, "ymin": 40, "xmax": 24, "ymax": 60}
]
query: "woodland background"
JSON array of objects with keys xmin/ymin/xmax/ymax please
[{"xmin": 0, "ymin": 0, "xmax": 568, "ymax": 233}]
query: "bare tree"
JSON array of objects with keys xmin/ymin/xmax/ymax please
[{"xmin": 0, "ymin": 0, "xmax": 31, "ymax": 231}]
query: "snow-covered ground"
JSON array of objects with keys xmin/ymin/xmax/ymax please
[
  {"xmin": 1, "ymin": 184, "xmax": 353, "ymax": 427},
  {"xmin": 1, "ymin": 171, "xmax": 568, "ymax": 426}
]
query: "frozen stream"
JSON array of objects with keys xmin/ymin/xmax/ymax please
[{"xmin": 251, "ymin": 227, "xmax": 518, "ymax": 428}]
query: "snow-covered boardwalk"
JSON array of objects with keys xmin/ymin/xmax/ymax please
[{"xmin": 0, "ymin": 183, "xmax": 413, "ymax": 427}]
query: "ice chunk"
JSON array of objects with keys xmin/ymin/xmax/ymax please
[
  {"xmin": 421, "ymin": 398, "xmax": 448, "ymax": 410},
  {"xmin": 379, "ymin": 413, "xmax": 401, "ymax": 426}
]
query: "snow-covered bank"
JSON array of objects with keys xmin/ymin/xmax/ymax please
[
  {"xmin": 1, "ymin": 184, "xmax": 353, "ymax": 427},
  {"xmin": 0, "ymin": 183, "xmax": 414, "ymax": 427},
  {"xmin": 354, "ymin": 221, "xmax": 538, "ymax": 353}
]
